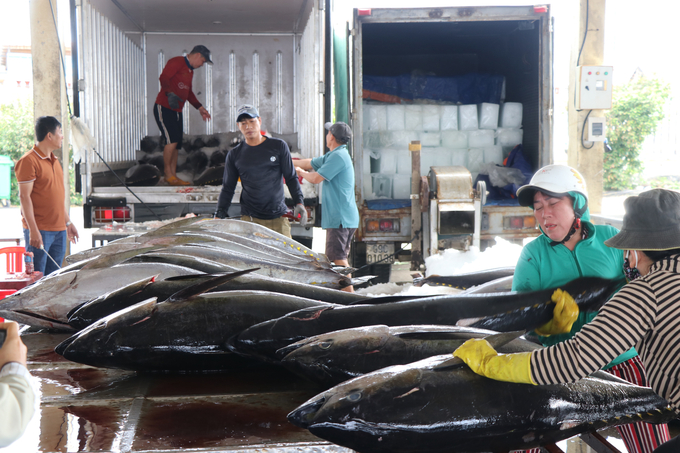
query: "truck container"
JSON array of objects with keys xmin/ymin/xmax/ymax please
[
  {"xmin": 71, "ymin": 0, "xmax": 329, "ymax": 246},
  {"xmin": 347, "ymin": 6, "xmax": 551, "ymax": 279}
]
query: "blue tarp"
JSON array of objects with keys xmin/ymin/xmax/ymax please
[
  {"xmin": 366, "ymin": 199, "xmax": 411, "ymax": 210},
  {"xmin": 364, "ymin": 73, "xmax": 505, "ymax": 104}
]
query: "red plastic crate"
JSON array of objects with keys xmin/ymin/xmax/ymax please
[{"xmin": 0, "ymin": 288, "xmax": 17, "ymax": 300}]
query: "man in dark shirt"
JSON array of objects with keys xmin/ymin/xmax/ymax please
[
  {"xmin": 153, "ymin": 45, "xmax": 212, "ymax": 186},
  {"xmin": 214, "ymin": 105, "xmax": 307, "ymax": 238}
]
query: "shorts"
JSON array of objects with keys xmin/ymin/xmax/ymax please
[
  {"xmin": 325, "ymin": 227, "xmax": 356, "ymax": 261},
  {"xmin": 240, "ymin": 215, "xmax": 291, "ymax": 239},
  {"xmin": 153, "ymin": 103, "xmax": 183, "ymax": 147}
]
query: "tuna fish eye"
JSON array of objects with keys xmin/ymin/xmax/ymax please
[
  {"xmin": 318, "ymin": 341, "xmax": 333, "ymax": 350},
  {"xmin": 347, "ymin": 391, "xmax": 362, "ymax": 402}
]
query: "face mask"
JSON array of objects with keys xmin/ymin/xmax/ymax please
[{"xmin": 623, "ymin": 250, "xmax": 642, "ymax": 282}]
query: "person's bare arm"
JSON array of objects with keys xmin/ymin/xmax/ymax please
[
  {"xmin": 295, "ymin": 158, "xmax": 313, "ymax": 170},
  {"xmin": 18, "ymin": 182, "xmax": 42, "ymax": 249},
  {"xmin": 64, "ymin": 213, "xmax": 79, "ymax": 244},
  {"xmin": 296, "ymin": 166, "xmax": 325, "ymax": 184}
]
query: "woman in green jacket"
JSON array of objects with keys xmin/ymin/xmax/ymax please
[{"xmin": 509, "ymin": 165, "xmax": 669, "ymax": 453}]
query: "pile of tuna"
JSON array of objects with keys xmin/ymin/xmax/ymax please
[
  {"xmin": 125, "ymin": 131, "xmax": 300, "ymax": 186},
  {"xmin": 0, "ymin": 217, "xmax": 674, "ymax": 452}
]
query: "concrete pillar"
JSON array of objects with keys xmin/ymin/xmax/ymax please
[
  {"xmin": 567, "ymin": 0, "xmax": 606, "ymax": 214},
  {"xmin": 29, "ymin": 0, "xmax": 72, "ymax": 255}
]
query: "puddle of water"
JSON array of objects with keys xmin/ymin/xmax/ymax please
[
  {"xmin": 132, "ymin": 393, "xmax": 318, "ymax": 450},
  {"xmin": 32, "ymin": 368, "xmax": 137, "ymax": 399},
  {"xmin": 2, "ymin": 401, "xmax": 130, "ymax": 453},
  {"xmin": 145, "ymin": 365, "xmax": 322, "ymax": 397}
]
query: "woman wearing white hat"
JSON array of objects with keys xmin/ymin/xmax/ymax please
[
  {"xmin": 454, "ymin": 188, "xmax": 680, "ymax": 452},
  {"xmin": 502, "ymin": 164, "xmax": 667, "ymax": 452}
]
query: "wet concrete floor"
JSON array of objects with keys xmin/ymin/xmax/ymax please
[
  {"xmin": 6, "ymin": 331, "xmax": 353, "ymax": 453},
  {"xmin": 6, "ymin": 331, "xmax": 679, "ymax": 453}
]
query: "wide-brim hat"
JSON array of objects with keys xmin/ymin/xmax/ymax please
[{"xmin": 604, "ymin": 189, "xmax": 680, "ymax": 251}]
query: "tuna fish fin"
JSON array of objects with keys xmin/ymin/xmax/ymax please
[
  {"xmin": 348, "ymin": 275, "xmax": 376, "ymax": 286},
  {"xmin": 333, "ymin": 266, "xmax": 358, "ymax": 275},
  {"xmin": 433, "ymin": 330, "xmax": 526, "ymax": 371},
  {"xmin": 166, "ymin": 269, "xmax": 258, "ymax": 302}
]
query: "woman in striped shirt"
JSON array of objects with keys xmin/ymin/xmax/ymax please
[{"xmin": 454, "ymin": 188, "xmax": 680, "ymax": 453}]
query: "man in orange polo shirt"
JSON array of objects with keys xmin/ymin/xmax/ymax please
[{"xmin": 15, "ymin": 116, "xmax": 79, "ymax": 275}]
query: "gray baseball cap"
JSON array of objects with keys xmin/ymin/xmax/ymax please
[
  {"xmin": 237, "ymin": 104, "xmax": 260, "ymax": 122},
  {"xmin": 325, "ymin": 121, "xmax": 352, "ymax": 144},
  {"xmin": 190, "ymin": 45, "xmax": 213, "ymax": 64}
]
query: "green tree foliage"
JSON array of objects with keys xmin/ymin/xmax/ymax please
[
  {"xmin": 604, "ymin": 76, "xmax": 671, "ymax": 190},
  {"xmin": 0, "ymin": 100, "xmax": 82, "ymax": 206},
  {"xmin": 0, "ymin": 99, "xmax": 34, "ymax": 206}
]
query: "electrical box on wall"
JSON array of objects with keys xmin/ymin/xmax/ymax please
[
  {"xmin": 587, "ymin": 116, "xmax": 606, "ymax": 142},
  {"xmin": 576, "ymin": 66, "xmax": 613, "ymax": 110}
]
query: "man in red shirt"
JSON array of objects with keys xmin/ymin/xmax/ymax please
[{"xmin": 153, "ymin": 45, "xmax": 212, "ymax": 186}]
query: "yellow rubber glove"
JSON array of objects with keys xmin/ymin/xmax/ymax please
[
  {"xmin": 535, "ymin": 288, "xmax": 580, "ymax": 336},
  {"xmin": 453, "ymin": 338, "xmax": 535, "ymax": 385}
]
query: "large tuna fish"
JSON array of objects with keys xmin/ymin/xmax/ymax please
[
  {"xmin": 0, "ymin": 262, "xmax": 205, "ymax": 330},
  {"xmin": 413, "ymin": 266, "xmax": 515, "ymax": 289},
  {"xmin": 279, "ymin": 325, "xmax": 532, "ymax": 387},
  {"xmin": 228, "ymin": 277, "xmax": 623, "ymax": 363},
  {"xmin": 288, "ymin": 340, "xmax": 676, "ymax": 452},
  {"xmin": 57, "ymin": 281, "xmax": 334, "ymax": 372},
  {"xmin": 122, "ymin": 244, "xmax": 351, "ymax": 288},
  {"xmin": 66, "ymin": 268, "xmax": 368, "ymax": 330}
]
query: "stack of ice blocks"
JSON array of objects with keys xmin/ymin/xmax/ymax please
[{"xmin": 362, "ymin": 101, "xmax": 524, "ymax": 199}]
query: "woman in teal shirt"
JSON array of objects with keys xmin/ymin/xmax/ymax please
[{"xmin": 511, "ymin": 164, "xmax": 669, "ymax": 453}]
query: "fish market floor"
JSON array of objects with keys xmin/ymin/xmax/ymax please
[
  {"xmin": 6, "ymin": 332, "xmax": 679, "ymax": 453},
  {"xmin": 7, "ymin": 332, "xmax": 353, "ymax": 453}
]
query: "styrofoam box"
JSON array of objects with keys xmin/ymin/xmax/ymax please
[
  {"xmin": 404, "ymin": 105, "xmax": 423, "ymax": 130},
  {"xmin": 395, "ymin": 149, "xmax": 413, "ymax": 175},
  {"xmin": 422, "ymin": 105, "xmax": 440, "ymax": 131},
  {"xmin": 478, "ymin": 103, "xmax": 500, "ymax": 130},
  {"xmin": 420, "ymin": 132, "xmax": 441, "ymax": 147},
  {"xmin": 364, "ymin": 131, "xmax": 384, "ymax": 149},
  {"xmin": 377, "ymin": 149, "xmax": 398, "ymax": 174},
  {"xmin": 499, "ymin": 102, "xmax": 523, "ymax": 128},
  {"xmin": 372, "ymin": 173, "xmax": 393, "ymax": 198},
  {"xmin": 368, "ymin": 104, "xmax": 387, "ymax": 131},
  {"xmin": 483, "ymin": 145, "xmax": 504, "ymax": 165},
  {"xmin": 458, "ymin": 105, "xmax": 479, "ymax": 131},
  {"xmin": 386, "ymin": 131, "xmax": 419, "ymax": 149},
  {"xmin": 363, "ymin": 174, "xmax": 376, "ymax": 200},
  {"xmin": 387, "ymin": 105, "xmax": 405, "ymax": 131},
  {"xmin": 393, "ymin": 174, "xmax": 412, "ymax": 199},
  {"xmin": 421, "ymin": 148, "xmax": 451, "ymax": 176},
  {"xmin": 468, "ymin": 130, "xmax": 495, "ymax": 148},
  {"xmin": 440, "ymin": 105, "xmax": 458, "ymax": 130},
  {"xmin": 450, "ymin": 149, "xmax": 467, "ymax": 167},
  {"xmin": 495, "ymin": 128, "xmax": 523, "ymax": 147},
  {"xmin": 467, "ymin": 148, "xmax": 484, "ymax": 173},
  {"xmin": 441, "ymin": 131, "xmax": 468, "ymax": 148}
]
